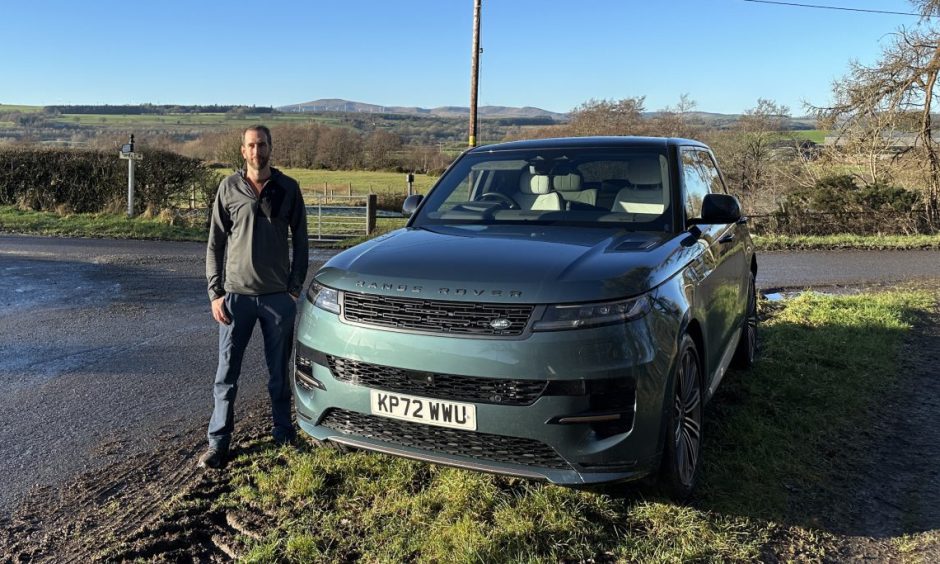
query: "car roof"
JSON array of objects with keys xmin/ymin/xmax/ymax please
[{"xmin": 467, "ymin": 136, "xmax": 709, "ymax": 153}]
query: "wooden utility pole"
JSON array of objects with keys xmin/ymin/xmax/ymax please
[{"xmin": 469, "ymin": 0, "xmax": 481, "ymax": 147}]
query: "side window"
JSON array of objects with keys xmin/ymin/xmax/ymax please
[{"xmin": 681, "ymin": 149, "xmax": 722, "ymax": 220}]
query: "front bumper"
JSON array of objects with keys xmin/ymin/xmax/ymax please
[{"xmin": 293, "ymin": 299, "xmax": 678, "ymax": 485}]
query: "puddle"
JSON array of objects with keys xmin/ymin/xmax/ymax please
[
  {"xmin": 0, "ymin": 262, "xmax": 117, "ymax": 314},
  {"xmin": 761, "ymin": 288, "xmax": 857, "ymax": 302}
]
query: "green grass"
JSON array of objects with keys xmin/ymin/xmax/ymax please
[
  {"xmin": 211, "ymin": 289, "xmax": 935, "ymax": 562},
  {"xmin": 224, "ymin": 446, "xmax": 766, "ymax": 562},
  {"xmin": 701, "ymin": 291, "xmax": 932, "ymax": 517},
  {"xmin": 51, "ymin": 112, "xmax": 335, "ymax": 128},
  {"xmin": 0, "ymin": 104, "xmax": 43, "ymax": 113},
  {"xmin": 789, "ymin": 129, "xmax": 828, "ymax": 144},
  {"xmin": 0, "ymin": 205, "xmax": 207, "ymax": 241},
  {"xmin": 284, "ymin": 168, "xmax": 438, "ymax": 197},
  {"xmin": 754, "ymin": 233, "xmax": 940, "ymax": 250}
]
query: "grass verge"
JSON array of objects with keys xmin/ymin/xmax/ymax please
[
  {"xmin": 754, "ymin": 233, "xmax": 940, "ymax": 250},
  {"xmin": 206, "ymin": 289, "xmax": 934, "ymax": 562},
  {"xmin": 4, "ymin": 204, "xmax": 939, "ymax": 251},
  {"xmin": 0, "ymin": 205, "xmax": 207, "ymax": 241}
]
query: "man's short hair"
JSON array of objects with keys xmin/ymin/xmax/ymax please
[{"xmin": 243, "ymin": 125, "xmax": 272, "ymax": 146}]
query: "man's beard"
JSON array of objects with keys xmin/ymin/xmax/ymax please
[{"xmin": 247, "ymin": 155, "xmax": 270, "ymax": 170}]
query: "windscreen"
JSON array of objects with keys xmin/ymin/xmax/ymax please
[{"xmin": 412, "ymin": 147, "xmax": 673, "ymax": 232}]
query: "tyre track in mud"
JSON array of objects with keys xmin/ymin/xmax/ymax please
[
  {"xmin": 0, "ymin": 397, "xmax": 308, "ymax": 563},
  {"xmin": 0, "ymin": 423, "xmax": 205, "ymax": 561}
]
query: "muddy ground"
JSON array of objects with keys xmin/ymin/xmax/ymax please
[{"xmin": 1, "ymin": 289, "xmax": 939, "ymax": 563}]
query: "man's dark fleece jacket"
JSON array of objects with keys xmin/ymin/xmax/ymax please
[{"xmin": 206, "ymin": 168, "xmax": 308, "ymax": 301}]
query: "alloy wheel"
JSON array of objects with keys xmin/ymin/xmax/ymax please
[
  {"xmin": 673, "ymin": 346, "xmax": 702, "ymax": 487},
  {"xmin": 744, "ymin": 278, "xmax": 758, "ymax": 363}
]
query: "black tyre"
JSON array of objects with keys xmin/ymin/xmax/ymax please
[
  {"xmin": 660, "ymin": 334, "xmax": 703, "ymax": 501},
  {"xmin": 731, "ymin": 272, "xmax": 758, "ymax": 369}
]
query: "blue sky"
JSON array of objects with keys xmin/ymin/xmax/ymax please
[{"xmin": 0, "ymin": 0, "xmax": 922, "ymax": 115}]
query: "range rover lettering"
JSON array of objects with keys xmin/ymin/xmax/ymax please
[{"xmin": 294, "ymin": 136, "xmax": 758, "ymax": 498}]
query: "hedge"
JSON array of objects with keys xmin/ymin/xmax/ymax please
[{"xmin": 0, "ymin": 147, "xmax": 221, "ymax": 214}]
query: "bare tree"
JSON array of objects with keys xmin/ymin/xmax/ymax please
[
  {"xmin": 567, "ymin": 97, "xmax": 647, "ymax": 136},
  {"xmin": 650, "ymin": 94, "xmax": 702, "ymax": 138},
  {"xmin": 521, "ymin": 97, "xmax": 649, "ymax": 139},
  {"xmin": 316, "ymin": 128, "xmax": 363, "ymax": 170},
  {"xmin": 364, "ymin": 130, "xmax": 403, "ymax": 170},
  {"xmin": 819, "ymin": 0, "xmax": 940, "ymax": 224},
  {"xmin": 708, "ymin": 99, "xmax": 791, "ymax": 212}
]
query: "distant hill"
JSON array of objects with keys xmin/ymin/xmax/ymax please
[
  {"xmin": 279, "ymin": 98, "xmax": 569, "ymax": 121},
  {"xmin": 279, "ymin": 99, "xmax": 817, "ymax": 129}
]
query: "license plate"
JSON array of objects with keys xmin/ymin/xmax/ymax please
[{"xmin": 370, "ymin": 390, "xmax": 477, "ymax": 431}]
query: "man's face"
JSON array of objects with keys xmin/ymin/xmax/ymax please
[{"xmin": 241, "ymin": 129, "xmax": 271, "ymax": 172}]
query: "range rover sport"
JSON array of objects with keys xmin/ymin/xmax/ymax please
[{"xmin": 293, "ymin": 136, "xmax": 757, "ymax": 498}]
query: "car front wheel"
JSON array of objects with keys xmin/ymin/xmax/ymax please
[{"xmin": 660, "ymin": 334, "xmax": 703, "ymax": 500}]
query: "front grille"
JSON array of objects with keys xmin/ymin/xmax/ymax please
[
  {"xmin": 342, "ymin": 291, "xmax": 534, "ymax": 336},
  {"xmin": 327, "ymin": 355, "xmax": 547, "ymax": 405},
  {"xmin": 320, "ymin": 408, "xmax": 571, "ymax": 470}
]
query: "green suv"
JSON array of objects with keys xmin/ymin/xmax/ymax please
[{"xmin": 295, "ymin": 137, "xmax": 757, "ymax": 498}]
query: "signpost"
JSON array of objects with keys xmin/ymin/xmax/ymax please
[{"xmin": 118, "ymin": 134, "xmax": 143, "ymax": 217}]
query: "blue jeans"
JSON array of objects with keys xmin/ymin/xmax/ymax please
[{"xmin": 208, "ymin": 292, "xmax": 297, "ymax": 451}]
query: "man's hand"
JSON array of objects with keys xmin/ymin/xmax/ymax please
[{"xmin": 211, "ymin": 296, "xmax": 231, "ymax": 325}]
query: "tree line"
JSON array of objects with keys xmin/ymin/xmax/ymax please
[
  {"xmin": 182, "ymin": 123, "xmax": 453, "ymax": 175},
  {"xmin": 41, "ymin": 104, "xmax": 276, "ymax": 115}
]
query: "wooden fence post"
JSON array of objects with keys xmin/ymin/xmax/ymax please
[{"xmin": 366, "ymin": 194, "xmax": 377, "ymax": 234}]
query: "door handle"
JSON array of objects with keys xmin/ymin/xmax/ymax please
[{"xmin": 718, "ymin": 232, "xmax": 735, "ymax": 244}]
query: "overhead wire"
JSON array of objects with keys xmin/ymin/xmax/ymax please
[{"xmin": 741, "ymin": 0, "xmax": 927, "ymax": 17}]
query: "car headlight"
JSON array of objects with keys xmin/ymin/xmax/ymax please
[
  {"xmin": 306, "ymin": 283, "xmax": 341, "ymax": 315},
  {"xmin": 532, "ymin": 294, "xmax": 652, "ymax": 331}
]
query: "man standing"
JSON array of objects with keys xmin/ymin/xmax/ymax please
[{"xmin": 200, "ymin": 125, "xmax": 308, "ymax": 468}]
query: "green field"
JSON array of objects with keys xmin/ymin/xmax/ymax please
[
  {"xmin": 52, "ymin": 112, "xmax": 341, "ymax": 128},
  {"xmin": 790, "ymin": 129, "xmax": 828, "ymax": 143},
  {"xmin": 283, "ymin": 168, "xmax": 438, "ymax": 197},
  {"xmin": 0, "ymin": 104, "xmax": 43, "ymax": 113}
]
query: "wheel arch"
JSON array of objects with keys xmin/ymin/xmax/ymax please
[{"xmin": 653, "ymin": 312, "xmax": 706, "ymax": 469}]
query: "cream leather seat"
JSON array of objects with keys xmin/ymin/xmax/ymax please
[
  {"xmin": 515, "ymin": 171, "xmax": 564, "ymax": 211},
  {"xmin": 553, "ymin": 173, "xmax": 598, "ymax": 208},
  {"xmin": 612, "ymin": 158, "xmax": 666, "ymax": 214}
]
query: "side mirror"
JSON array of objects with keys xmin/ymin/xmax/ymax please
[
  {"xmin": 699, "ymin": 193, "xmax": 742, "ymax": 224},
  {"xmin": 402, "ymin": 194, "xmax": 424, "ymax": 216}
]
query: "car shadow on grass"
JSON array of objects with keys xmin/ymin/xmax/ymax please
[{"xmin": 694, "ymin": 292, "xmax": 940, "ymax": 542}]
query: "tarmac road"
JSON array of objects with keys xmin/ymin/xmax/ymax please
[
  {"xmin": 0, "ymin": 236, "xmax": 335, "ymax": 514},
  {"xmin": 757, "ymin": 248, "xmax": 940, "ymax": 290},
  {"xmin": 0, "ymin": 235, "xmax": 937, "ymax": 514}
]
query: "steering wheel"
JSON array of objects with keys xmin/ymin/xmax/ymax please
[{"xmin": 476, "ymin": 192, "xmax": 520, "ymax": 209}]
